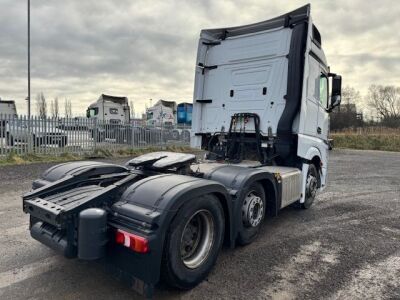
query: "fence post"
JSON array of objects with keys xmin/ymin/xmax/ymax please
[
  {"xmin": 93, "ymin": 118, "xmax": 97, "ymax": 154},
  {"xmin": 131, "ymin": 123, "xmax": 134, "ymax": 150}
]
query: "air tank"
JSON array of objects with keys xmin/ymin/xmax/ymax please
[{"xmin": 78, "ymin": 208, "xmax": 108, "ymax": 260}]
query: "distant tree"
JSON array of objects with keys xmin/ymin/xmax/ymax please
[
  {"xmin": 50, "ymin": 100, "xmax": 54, "ymax": 117},
  {"xmin": 36, "ymin": 92, "xmax": 47, "ymax": 118},
  {"xmin": 341, "ymin": 86, "xmax": 362, "ymax": 110},
  {"xmin": 50, "ymin": 98, "xmax": 60, "ymax": 118},
  {"xmin": 367, "ymin": 85, "xmax": 400, "ymax": 127},
  {"xmin": 64, "ymin": 98, "xmax": 72, "ymax": 117},
  {"xmin": 330, "ymin": 86, "xmax": 363, "ymax": 130},
  {"xmin": 53, "ymin": 97, "xmax": 59, "ymax": 118},
  {"xmin": 130, "ymin": 100, "xmax": 135, "ymax": 119}
]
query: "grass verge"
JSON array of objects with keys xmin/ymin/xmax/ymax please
[
  {"xmin": 0, "ymin": 145, "xmax": 197, "ymax": 166},
  {"xmin": 331, "ymin": 134, "xmax": 400, "ymax": 152}
]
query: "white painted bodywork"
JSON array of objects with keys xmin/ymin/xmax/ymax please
[
  {"xmin": 192, "ymin": 27, "xmax": 291, "ymax": 137},
  {"xmin": 0, "ymin": 100, "xmax": 17, "ymax": 116},
  {"xmin": 146, "ymin": 101, "xmax": 176, "ymax": 127},
  {"xmin": 191, "ymin": 8, "xmax": 333, "ymax": 202},
  {"xmin": 87, "ymin": 95, "xmax": 130, "ymax": 123},
  {"xmin": 297, "ymin": 16, "xmax": 329, "ymax": 196}
]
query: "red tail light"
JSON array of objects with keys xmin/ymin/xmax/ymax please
[{"xmin": 115, "ymin": 229, "xmax": 149, "ymax": 253}]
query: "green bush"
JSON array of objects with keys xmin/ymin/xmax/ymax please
[{"xmin": 331, "ymin": 134, "xmax": 400, "ymax": 152}]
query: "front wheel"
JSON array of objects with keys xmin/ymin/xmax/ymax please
[
  {"xmin": 301, "ymin": 164, "xmax": 319, "ymax": 209},
  {"xmin": 161, "ymin": 194, "xmax": 225, "ymax": 290}
]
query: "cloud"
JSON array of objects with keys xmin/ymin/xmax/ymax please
[{"xmin": 0, "ymin": 0, "xmax": 399, "ymax": 115}]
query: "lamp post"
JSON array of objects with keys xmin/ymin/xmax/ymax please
[{"xmin": 27, "ymin": 0, "xmax": 31, "ymax": 118}]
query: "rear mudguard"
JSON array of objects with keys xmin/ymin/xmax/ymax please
[
  {"xmin": 201, "ymin": 164, "xmax": 280, "ymax": 243},
  {"xmin": 109, "ymin": 174, "xmax": 231, "ymax": 288},
  {"xmin": 33, "ymin": 161, "xmax": 128, "ymax": 189}
]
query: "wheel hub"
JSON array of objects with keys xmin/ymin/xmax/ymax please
[
  {"xmin": 180, "ymin": 210, "xmax": 214, "ymax": 269},
  {"xmin": 242, "ymin": 192, "xmax": 264, "ymax": 227},
  {"xmin": 306, "ymin": 174, "xmax": 318, "ymax": 199}
]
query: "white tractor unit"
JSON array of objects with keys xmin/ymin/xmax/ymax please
[
  {"xmin": 87, "ymin": 94, "xmax": 130, "ymax": 124},
  {"xmin": 146, "ymin": 100, "xmax": 177, "ymax": 127},
  {"xmin": 22, "ymin": 5, "xmax": 341, "ymax": 297}
]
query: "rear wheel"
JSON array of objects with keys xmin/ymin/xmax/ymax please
[
  {"xmin": 161, "ymin": 194, "xmax": 224, "ymax": 290},
  {"xmin": 237, "ymin": 182, "xmax": 266, "ymax": 245},
  {"xmin": 301, "ymin": 164, "xmax": 319, "ymax": 209}
]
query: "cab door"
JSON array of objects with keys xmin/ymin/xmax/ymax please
[
  {"xmin": 304, "ymin": 56, "xmax": 320, "ymax": 136},
  {"xmin": 317, "ymin": 73, "xmax": 329, "ymax": 140}
]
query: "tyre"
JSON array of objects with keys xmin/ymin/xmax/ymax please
[
  {"xmin": 301, "ymin": 164, "xmax": 319, "ymax": 209},
  {"xmin": 161, "ymin": 194, "xmax": 225, "ymax": 290},
  {"xmin": 182, "ymin": 130, "xmax": 190, "ymax": 143},
  {"xmin": 237, "ymin": 182, "xmax": 266, "ymax": 245},
  {"xmin": 171, "ymin": 130, "xmax": 180, "ymax": 140}
]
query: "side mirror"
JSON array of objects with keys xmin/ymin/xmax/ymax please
[
  {"xmin": 86, "ymin": 109, "xmax": 90, "ymax": 118},
  {"xmin": 328, "ymin": 74, "xmax": 342, "ymax": 112}
]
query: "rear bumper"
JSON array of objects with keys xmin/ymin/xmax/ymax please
[
  {"xmin": 30, "ymin": 221, "xmax": 76, "ymax": 258},
  {"xmin": 28, "ymin": 218, "xmax": 161, "ymax": 297}
]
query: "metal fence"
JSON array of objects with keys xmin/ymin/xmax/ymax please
[{"xmin": 0, "ymin": 115, "xmax": 191, "ymax": 157}]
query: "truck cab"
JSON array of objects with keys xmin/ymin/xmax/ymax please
[
  {"xmin": 191, "ymin": 4, "xmax": 341, "ymax": 194},
  {"xmin": 0, "ymin": 98, "xmax": 17, "ymax": 138},
  {"xmin": 0, "ymin": 98, "xmax": 17, "ymax": 117},
  {"xmin": 145, "ymin": 99, "xmax": 176, "ymax": 127},
  {"xmin": 87, "ymin": 94, "xmax": 130, "ymax": 124}
]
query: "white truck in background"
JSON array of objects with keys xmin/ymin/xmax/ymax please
[
  {"xmin": 86, "ymin": 94, "xmax": 131, "ymax": 141},
  {"xmin": 146, "ymin": 100, "xmax": 192, "ymax": 142},
  {"xmin": 86, "ymin": 94, "xmax": 130, "ymax": 124},
  {"xmin": 0, "ymin": 98, "xmax": 17, "ymax": 116},
  {"xmin": 146, "ymin": 100, "xmax": 176, "ymax": 127},
  {"xmin": 0, "ymin": 98, "xmax": 17, "ymax": 137}
]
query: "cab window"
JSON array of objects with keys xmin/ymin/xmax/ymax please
[
  {"xmin": 88, "ymin": 108, "xmax": 98, "ymax": 117},
  {"xmin": 320, "ymin": 75, "xmax": 328, "ymax": 108}
]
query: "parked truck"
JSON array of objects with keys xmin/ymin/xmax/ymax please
[
  {"xmin": 0, "ymin": 98, "xmax": 17, "ymax": 116},
  {"xmin": 146, "ymin": 100, "xmax": 192, "ymax": 142},
  {"xmin": 22, "ymin": 5, "xmax": 341, "ymax": 297},
  {"xmin": 0, "ymin": 98, "xmax": 17, "ymax": 137},
  {"xmin": 87, "ymin": 94, "xmax": 130, "ymax": 123},
  {"xmin": 146, "ymin": 100, "xmax": 193, "ymax": 127},
  {"xmin": 86, "ymin": 94, "xmax": 131, "ymax": 141},
  {"xmin": 146, "ymin": 99, "xmax": 177, "ymax": 127}
]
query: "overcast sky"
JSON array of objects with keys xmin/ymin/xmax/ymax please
[{"xmin": 0, "ymin": 0, "xmax": 399, "ymax": 116}]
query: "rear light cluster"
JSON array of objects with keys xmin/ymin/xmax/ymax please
[{"xmin": 115, "ymin": 229, "xmax": 149, "ymax": 253}]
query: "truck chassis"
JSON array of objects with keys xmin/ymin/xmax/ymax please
[{"xmin": 23, "ymin": 151, "xmax": 309, "ymax": 297}]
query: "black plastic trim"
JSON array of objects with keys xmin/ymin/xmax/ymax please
[
  {"xmin": 309, "ymin": 50, "xmax": 328, "ymax": 69},
  {"xmin": 276, "ymin": 20, "xmax": 309, "ymax": 161},
  {"xmin": 196, "ymin": 99, "xmax": 213, "ymax": 103},
  {"xmin": 201, "ymin": 5, "xmax": 310, "ymax": 40}
]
